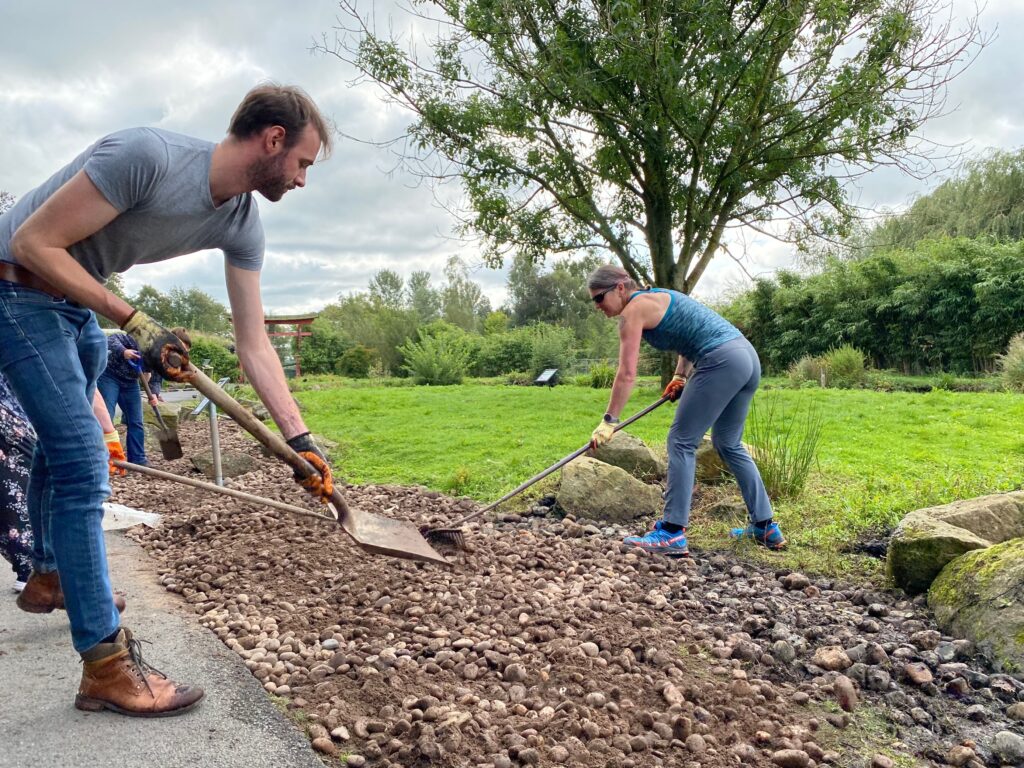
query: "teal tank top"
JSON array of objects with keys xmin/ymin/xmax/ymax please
[{"xmin": 636, "ymin": 288, "xmax": 742, "ymax": 363}]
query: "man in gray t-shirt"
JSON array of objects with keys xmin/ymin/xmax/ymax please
[{"xmin": 0, "ymin": 84, "xmax": 334, "ymax": 717}]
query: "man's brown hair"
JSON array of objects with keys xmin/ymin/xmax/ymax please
[{"xmin": 228, "ymin": 83, "xmax": 333, "ymax": 159}]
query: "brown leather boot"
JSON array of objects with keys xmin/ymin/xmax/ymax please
[
  {"xmin": 16, "ymin": 570, "xmax": 126, "ymax": 614},
  {"xmin": 75, "ymin": 628, "xmax": 204, "ymax": 717}
]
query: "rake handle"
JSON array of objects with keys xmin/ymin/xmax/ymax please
[
  {"xmin": 114, "ymin": 459, "xmax": 331, "ymax": 523},
  {"xmin": 447, "ymin": 395, "xmax": 671, "ymax": 529}
]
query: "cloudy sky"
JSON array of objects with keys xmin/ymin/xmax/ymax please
[{"xmin": 1, "ymin": 1, "xmax": 1022, "ymax": 314}]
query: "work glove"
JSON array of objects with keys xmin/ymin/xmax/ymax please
[
  {"xmin": 662, "ymin": 374, "xmax": 686, "ymax": 402},
  {"xmin": 591, "ymin": 415, "xmax": 618, "ymax": 449},
  {"xmin": 104, "ymin": 430, "xmax": 126, "ymax": 476},
  {"xmin": 121, "ymin": 310, "xmax": 191, "ymax": 382},
  {"xmin": 286, "ymin": 432, "xmax": 334, "ymax": 503}
]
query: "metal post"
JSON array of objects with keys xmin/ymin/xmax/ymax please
[{"xmin": 209, "ymin": 401, "xmax": 223, "ymax": 487}]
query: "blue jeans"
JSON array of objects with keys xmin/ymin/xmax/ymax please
[
  {"xmin": 97, "ymin": 372, "xmax": 146, "ymax": 464},
  {"xmin": 663, "ymin": 336, "xmax": 773, "ymax": 528},
  {"xmin": 0, "ymin": 281, "xmax": 120, "ymax": 653}
]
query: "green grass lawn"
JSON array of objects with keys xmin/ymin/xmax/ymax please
[{"xmin": 292, "ymin": 381, "xmax": 1024, "ymax": 581}]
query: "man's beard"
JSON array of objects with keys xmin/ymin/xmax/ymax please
[{"xmin": 248, "ymin": 154, "xmax": 290, "ymax": 202}]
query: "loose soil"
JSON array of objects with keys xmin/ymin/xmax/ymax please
[{"xmin": 113, "ymin": 418, "xmax": 1024, "ymax": 768}]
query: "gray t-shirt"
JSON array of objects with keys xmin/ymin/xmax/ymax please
[{"xmin": 0, "ymin": 127, "xmax": 264, "ymax": 281}]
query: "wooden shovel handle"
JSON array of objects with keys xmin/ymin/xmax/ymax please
[{"xmin": 181, "ymin": 363, "xmax": 351, "ymax": 524}]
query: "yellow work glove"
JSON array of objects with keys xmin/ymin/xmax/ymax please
[
  {"xmin": 104, "ymin": 431, "xmax": 126, "ymax": 476},
  {"xmin": 662, "ymin": 374, "xmax": 686, "ymax": 402},
  {"xmin": 591, "ymin": 415, "xmax": 618, "ymax": 448},
  {"xmin": 122, "ymin": 309, "xmax": 192, "ymax": 381}
]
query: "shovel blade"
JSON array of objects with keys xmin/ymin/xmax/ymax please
[
  {"xmin": 330, "ymin": 501, "xmax": 449, "ymax": 566},
  {"xmin": 157, "ymin": 430, "xmax": 184, "ymax": 460}
]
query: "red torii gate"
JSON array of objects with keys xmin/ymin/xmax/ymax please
[{"xmin": 264, "ymin": 314, "xmax": 316, "ymax": 377}]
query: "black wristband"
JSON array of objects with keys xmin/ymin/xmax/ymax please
[{"xmin": 286, "ymin": 432, "xmax": 314, "ymax": 452}]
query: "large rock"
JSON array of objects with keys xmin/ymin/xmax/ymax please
[
  {"xmin": 887, "ymin": 492, "xmax": 1024, "ymax": 595},
  {"xmin": 928, "ymin": 538, "xmax": 1024, "ymax": 673},
  {"xmin": 191, "ymin": 449, "xmax": 259, "ymax": 480},
  {"xmin": 695, "ymin": 436, "xmax": 757, "ymax": 483},
  {"xmin": 142, "ymin": 400, "xmax": 182, "ymax": 431},
  {"xmin": 558, "ymin": 457, "xmax": 663, "ymax": 524},
  {"xmin": 589, "ymin": 431, "xmax": 666, "ymax": 481},
  {"xmin": 887, "ymin": 510, "xmax": 991, "ymax": 595}
]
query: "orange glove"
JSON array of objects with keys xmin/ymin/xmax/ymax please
[
  {"xmin": 104, "ymin": 430, "xmax": 126, "ymax": 475},
  {"xmin": 662, "ymin": 374, "xmax": 686, "ymax": 402},
  {"xmin": 285, "ymin": 432, "xmax": 334, "ymax": 503},
  {"xmin": 298, "ymin": 452, "xmax": 334, "ymax": 501}
]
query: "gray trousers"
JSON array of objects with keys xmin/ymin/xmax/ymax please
[{"xmin": 663, "ymin": 337, "xmax": 773, "ymax": 528}]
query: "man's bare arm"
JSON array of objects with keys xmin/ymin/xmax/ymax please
[
  {"xmin": 10, "ymin": 170, "xmax": 134, "ymax": 324},
  {"xmin": 225, "ymin": 263, "xmax": 307, "ymax": 439}
]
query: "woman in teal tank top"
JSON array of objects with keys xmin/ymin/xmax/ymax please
[{"xmin": 586, "ymin": 265, "xmax": 786, "ymax": 556}]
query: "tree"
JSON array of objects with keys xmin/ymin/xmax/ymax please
[
  {"xmin": 441, "ymin": 257, "xmax": 489, "ymax": 332},
  {"xmin": 131, "ymin": 285, "xmax": 175, "ymax": 324},
  {"xmin": 0, "ymin": 190, "xmax": 14, "ymax": 215},
  {"xmin": 368, "ymin": 269, "xmax": 406, "ymax": 310},
  {"xmin": 325, "ymin": 0, "xmax": 981, "ymax": 293},
  {"xmin": 407, "ymin": 270, "xmax": 442, "ymax": 324},
  {"xmin": 167, "ymin": 286, "xmax": 231, "ymax": 333}
]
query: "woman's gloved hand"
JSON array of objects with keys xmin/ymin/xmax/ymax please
[
  {"xmin": 591, "ymin": 414, "xmax": 619, "ymax": 448},
  {"xmin": 104, "ymin": 430, "xmax": 126, "ymax": 476},
  {"xmin": 662, "ymin": 374, "xmax": 686, "ymax": 402},
  {"xmin": 286, "ymin": 432, "xmax": 334, "ymax": 502}
]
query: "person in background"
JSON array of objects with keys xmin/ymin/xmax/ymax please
[
  {"xmin": 97, "ymin": 326, "xmax": 191, "ymax": 466},
  {"xmin": 586, "ymin": 264, "xmax": 786, "ymax": 557}
]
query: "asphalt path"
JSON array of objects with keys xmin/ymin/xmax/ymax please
[{"xmin": 0, "ymin": 532, "xmax": 323, "ymax": 768}]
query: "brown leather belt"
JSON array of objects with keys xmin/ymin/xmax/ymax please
[{"xmin": 0, "ymin": 261, "xmax": 65, "ymax": 299}]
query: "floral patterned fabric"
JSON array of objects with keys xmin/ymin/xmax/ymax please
[{"xmin": 0, "ymin": 372, "xmax": 35, "ymax": 581}]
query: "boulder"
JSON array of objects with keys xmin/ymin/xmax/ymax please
[
  {"xmin": 589, "ymin": 431, "xmax": 666, "ymax": 480},
  {"xmin": 930, "ymin": 492, "xmax": 1024, "ymax": 544},
  {"xmin": 886, "ymin": 510, "xmax": 992, "ymax": 595},
  {"xmin": 695, "ymin": 437, "xmax": 730, "ymax": 482},
  {"xmin": 929, "ymin": 538, "xmax": 1024, "ymax": 673},
  {"xmin": 558, "ymin": 456, "xmax": 663, "ymax": 524},
  {"xmin": 142, "ymin": 400, "xmax": 182, "ymax": 431},
  {"xmin": 887, "ymin": 492, "xmax": 1024, "ymax": 595},
  {"xmin": 191, "ymin": 449, "xmax": 259, "ymax": 480}
]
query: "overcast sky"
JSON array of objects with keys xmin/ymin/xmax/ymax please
[{"xmin": 1, "ymin": 1, "xmax": 1022, "ymax": 314}]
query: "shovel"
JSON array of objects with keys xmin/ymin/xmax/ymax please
[
  {"xmin": 179, "ymin": 362, "xmax": 448, "ymax": 567},
  {"xmin": 423, "ymin": 395, "xmax": 671, "ymax": 548},
  {"xmin": 139, "ymin": 375, "xmax": 184, "ymax": 460}
]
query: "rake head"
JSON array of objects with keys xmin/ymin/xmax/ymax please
[{"xmin": 421, "ymin": 525, "xmax": 467, "ymax": 550}]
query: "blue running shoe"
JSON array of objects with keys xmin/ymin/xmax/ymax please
[
  {"xmin": 730, "ymin": 520, "xmax": 787, "ymax": 550},
  {"xmin": 623, "ymin": 521, "xmax": 689, "ymax": 556}
]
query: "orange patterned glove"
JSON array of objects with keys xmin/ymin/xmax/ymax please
[
  {"xmin": 286, "ymin": 432, "xmax": 334, "ymax": 503},
  {"xmin": 662, "ymin": 374, "xmax": 686, "ymax": 402},
  {"xmin": 104, "ymin": 430, "xmax": 126, "ymax": 475}
]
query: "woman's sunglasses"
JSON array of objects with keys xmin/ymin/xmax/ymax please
[{"xmin": 592, "ymin": 285, "xmax": 617, "ymax": 304}]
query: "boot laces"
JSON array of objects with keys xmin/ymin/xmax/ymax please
[{"xmin": 126, "ymin": 635, "xmax": 168, "ymax": 697}]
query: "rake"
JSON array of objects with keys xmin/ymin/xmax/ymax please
[{"xmin": 423, "ymin": 395, "xmax": 670, "ymax": 549}]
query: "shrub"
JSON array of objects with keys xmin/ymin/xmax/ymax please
[
  {"xmin": 822, "ymin": 345, "xmax": 868, "ymax": 389},
  {"xmin": 586, "ymin": 361, "xmax": 616, "ymax": 388},
  {"xmin": 529, "ymin": 324, "xmax": 576, "ymax": 376},
  {"xmin": 399, "ymin": 331, "xmax": 472, "ymax": 385},
  {"xmin": 474, "ymin": 329, "xmax": 534, "ymax": 376},
  {"xmin": 787, "ymin": 355, "xmax": 824, "ymax": 388},
  {"xmin": 746, "ymin": 395, "xmax": 823, "ymax": 500},
  {"xmin": 998, "ymin": 332, "xmax": 1024, "ymax": 392},
  {"xmin": 336, "ymin": 344, "xmax": 373, "ymax": 378},
  {"xmin": 505, "ymin": 370, "xmax": 535, "ymax": 386},
  {"xmin": 188, "ymin": 334, "xmax": 240, "ymax": 381},
  {"xmin": 933, "ymin": 372, "xmax": 957, "ymax": 391}
]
